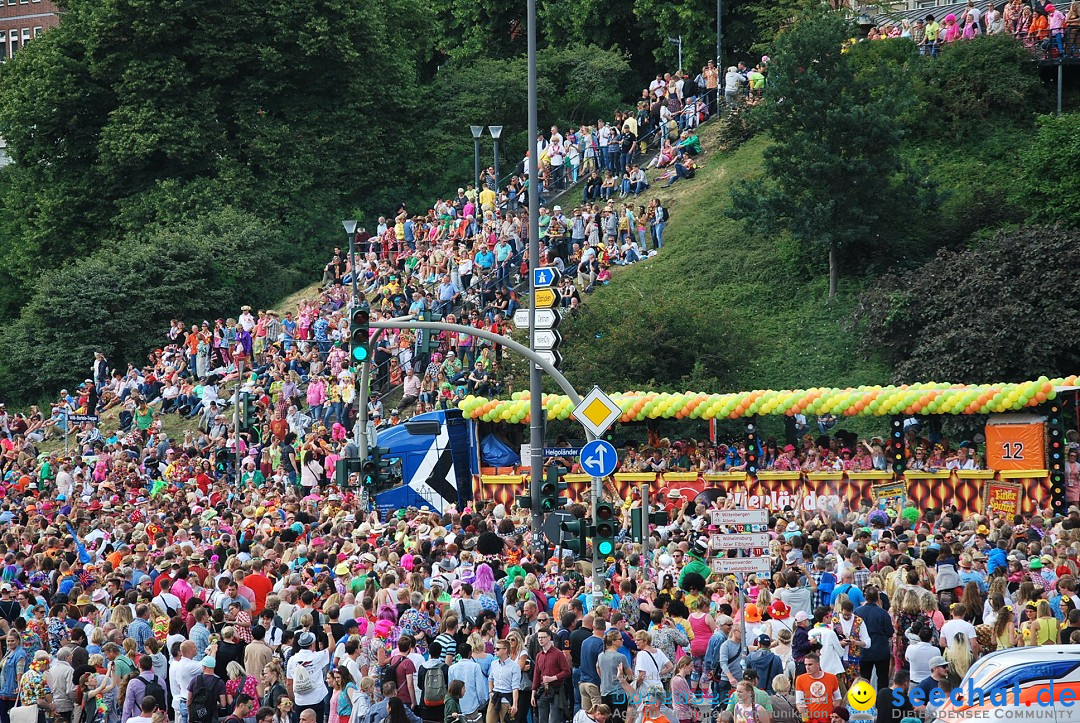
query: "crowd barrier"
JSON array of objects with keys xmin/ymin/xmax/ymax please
[{"xmin": 476, "ymin": 468, "xmax": 1052, "ymax": 517}]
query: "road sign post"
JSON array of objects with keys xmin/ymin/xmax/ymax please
[{"xmin": 712, "ymin": 508, "xmax": 770, "ymax": 654}]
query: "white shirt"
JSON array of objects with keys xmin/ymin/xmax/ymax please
[
  {"xmin": 153, "ymin": 592, "xmax": 182, "ymax": 615},
  {"xmin": 170, "ymin": 657, "xmax": 203, "ymax": 712},
  {"xmin": 906, "ymin": 641, "xmax": 938, "ymax": 683},
  {"xmin": 807, "ymin": 626, "xmax": 846, "ymax": 676},
  {"xmin": 940, "ymin": 619, "xmax": 978, "ymax": 647},
  {"xmin": 634, "ymin": 647, "xmax": 670, "ymax": 690},
  {"xmin": 286, "ymin": 648, "xmax": 330, "ymax": 706},
  {"xmin": 835, "ymin": 614, "xmax": 872, "ymax": 649}
]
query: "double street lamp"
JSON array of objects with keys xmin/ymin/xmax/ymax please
[{"xmin": 470, "ymin": 125, "xmax": 505, "ymax": 206}]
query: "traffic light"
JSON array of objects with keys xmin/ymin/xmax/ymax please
[
  {"xmin": 239, "ymin": 392, "xmax": 257, "ymax": 433},
  {"xmin": 630, "ymin": 507, "xmax": 670, "ymax": 543},
  {"xmin": 593, "ymin": 501, "xmax": 617, "ymax": 557},
  {"xmin": 370, "ymin": 446, "xmax": 396, "ymax": 487},
  {"xmin": 515, "ymin": 494, "xmax": 532, "ymax": 511},
  {"xmin": 350, "ymin": 303, "xmax": 371, "ymax": 363},
  {"xmin": 540, "ymin": 465, "xmax": 568, "ymax": 512},
  {"xmin": 416, "ymin": 310, "xmax": 444, "ymax": 353},
  {"xmin": 560, "ymin": 516, "xmax": 590, "ymax": 558},
  {"xmin": 335, "ymin": 457, "xmax": 363, "ymax": 486}
]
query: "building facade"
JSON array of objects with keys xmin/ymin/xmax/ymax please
[{"xmin": 0, "ymin": 0, "xmax": 59, "ymax": 61}]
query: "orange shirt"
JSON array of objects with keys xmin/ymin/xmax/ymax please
[
  {"xmin": 245, "ymin": 573, "xmax": 273, "ymax": 613},
  {"xmin": 795, "ymin": 672, "xmax": 840, "ymax": 721}
]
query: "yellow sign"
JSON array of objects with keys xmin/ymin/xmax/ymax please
[
  {"xmin": 534, "ymin": 288, "xmax": 559, "ymax": 308},
  {"xmin": 572, "ymin": 387, "xmax": 622, "ymax": 437}
]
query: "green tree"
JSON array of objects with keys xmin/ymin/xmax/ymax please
[
  {"xmin": 856, "ymin": 226, "xmax": 1080, "ymax": 383},
  {"xmin": 0, "ymin": 0, "xmax": 427, "ymax": 312},
  {"xmin": 420, "ymin": 46, "xmax": 632, "ymax": 195},
  {"xmin": 0, "ymin": 209, "xmax": 298, "ymax": 403},
  {"xmin": 728, "ymin": 10, "xmax": 916, "ymax": 299},
  {"xmin": 1016, "ymin": 113, "xmax": 1080, "ymax": 228}
]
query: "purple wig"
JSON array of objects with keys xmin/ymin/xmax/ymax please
[{"xmin": 473, "ymin": 563, "xmax": 495, "ymax": 594}]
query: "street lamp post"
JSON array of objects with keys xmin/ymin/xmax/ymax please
[
  {"xmin": 470, "ymin": 125, "xmax": 484, "ymax": 206},
  {"xmin": 488, "ymin": 125, "xmax": 503, "ymax": 190},
  {"xmin": 342, "ymin": 219, "xmax": 358, "ymax": 305},
  {"xmin": 343, "ymin": 219, "xmax": 360, "ymax": 446}
]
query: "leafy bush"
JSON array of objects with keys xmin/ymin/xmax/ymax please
[
  {"xmin": 918, "ymin": 35, "xmax": 1046, "ymax": 133},
  {"xmin": 1015, "ymin": 113, "xmax": 1080, "ymax": 228},
  {"xmin": 714, "ymin": 101, "xmax": 761, "ymax": 151},
  {"xmin": 0, "ymin": 209, "xmax": 297, "ymax": 402},
  {"xmin": 856, "ymin": 226, "xmax": 1080, "ymax": 382}
]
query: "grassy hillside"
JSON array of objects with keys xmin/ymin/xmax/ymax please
[{"xmin": 558, "ymin": 123, "xmax": 889, "ymax": 400}]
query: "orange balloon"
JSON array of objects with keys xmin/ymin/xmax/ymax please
[{"xmin": 1036, "ymin": 391, "xmax": 1047, "ymax": 402}]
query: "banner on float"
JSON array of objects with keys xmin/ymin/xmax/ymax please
[
  {"xmin": 983, "ymin": 480, "xmax": 1023, "ymax": 517},
  {"xmin": 872, "ymin": 481, "xmax": 906, "ymax": 503}
]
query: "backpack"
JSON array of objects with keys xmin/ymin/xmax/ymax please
[
  {"xmin": 293, "ymin": 660, "xmax": 317, "ymax": 695},
  {"xmin": 660, "ymin": 207, "xmax": 670, "ymax": 222},
  {"xmin": 421, "ymin": 664, "xmax": 448, "ymax": 706},
  {"xmin": 188, "ymin": 676, "xmax": 217, "ymax": 723},
  {"xmin": 379, "ymin": 656, "xmax": 403, "ymax": 691},
  {"xmin": 140, "ymin": 674, "xmax": 167, "ymax": 713}
]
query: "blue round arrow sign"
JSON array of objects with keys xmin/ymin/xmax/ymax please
[{"xmin": 580, "ymin": 439, "xmax": 618, "ymax": 478}]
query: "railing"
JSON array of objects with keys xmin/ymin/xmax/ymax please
[{"xmin": 873, "ymin": 27, "xmax": 1080, "ymax": 62}]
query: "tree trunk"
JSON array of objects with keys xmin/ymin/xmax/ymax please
[{"xmin": 829, "ymin": 241, "xmax": 837, "ymax": 300}]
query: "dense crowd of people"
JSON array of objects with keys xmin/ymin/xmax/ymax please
[
  {"xmin": 12, "ymin": 38, "xmax": 1080, "ymax": 723},
  {"xmin": 865, "ymin": 0, "xmax": 1080, "ymax": 58},
  {"xmin": 3, "ymin": 401, "xmax": 1080, "ymax": 723}
]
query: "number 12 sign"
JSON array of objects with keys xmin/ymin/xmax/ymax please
[{"xmin": 985, "ymin": 422, "xmax": 1045, "ymax": 471}]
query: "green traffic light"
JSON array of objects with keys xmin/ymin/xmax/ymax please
[
  {"xmin": 597, "ymin": 540, "xmax": 614, "ymax": 556},
  {"xmin": 352, "ymin": 346, "xmax": 369, "ymax": 361}
]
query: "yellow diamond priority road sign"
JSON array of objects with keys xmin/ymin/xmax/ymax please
[{"xmin": 572, "ymin": 386, "xmax": 622, "ymax": 438}]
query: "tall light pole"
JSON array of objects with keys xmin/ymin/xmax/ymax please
[
  {"xmin": 717, "ymin": 0, "xmax": 723, "ymax": 67},
  {"xmin": 343, "ymin": 219, "xmax": 360, "ymax": 446},
  {"xmin": 470, "ymin": 125, "xmax": 484, "ymax": 206},
  {"xmin": 488, "ymin": 125, "xmax": 503, "ymax": 190},
  {"xmin": 527, "ymin": 0, "xmax": 543, "ymax": 545}
]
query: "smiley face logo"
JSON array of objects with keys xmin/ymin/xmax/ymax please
[{"xmin": 848, "ymin": 679, "xmax": 876, "ymax": 712}]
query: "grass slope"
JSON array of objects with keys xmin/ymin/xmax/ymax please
[{"xmin": 558, "ymin": 124, "xmax": 889, "ymax": 400}]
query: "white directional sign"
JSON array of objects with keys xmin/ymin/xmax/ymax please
[
  {"xmin": 533, "ymin": 329, "xmax": 561, "ymax": 350},
  {"xmin": 580, "ymin": 440, "xmax": 618, "ymax": 478},
  {"xmin": 535, "ymin": 350, "xmax": 563, "ymax": 368},
  {"xmin": 714, "ymin": 509, "xmax": 768, "ymax": 527},
  {"xmin": 513, "ymin": 308, "xmax": 560, "ymax": 330},
  {"xmin": 710, "ymin": 533, "xmax": 770, "ymax": 550},
  {"xmin": 533, "ymin": 267, "xmax": 561, "ymax": 287},
  {"xmin": 711, "ymin": 557, "xmax": 772, "ymax": 575}
]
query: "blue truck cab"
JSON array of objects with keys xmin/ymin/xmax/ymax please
[{"xmin": 372, "ymin": 409, "xmax": 479, "ymax": 517}]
